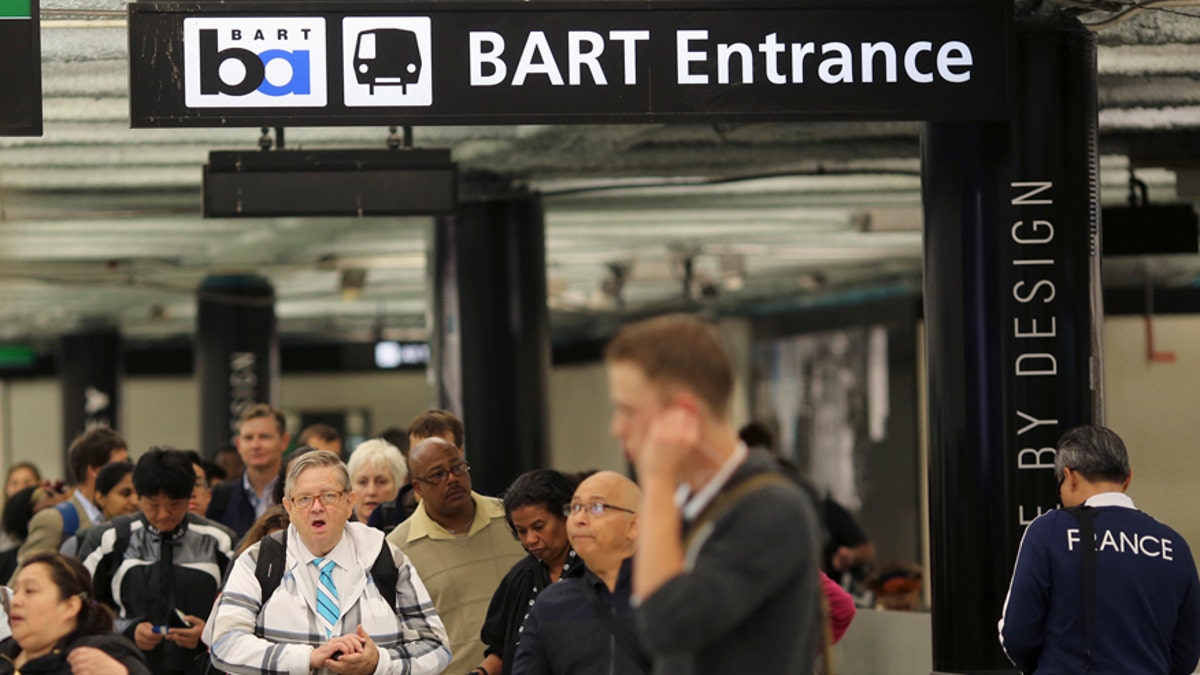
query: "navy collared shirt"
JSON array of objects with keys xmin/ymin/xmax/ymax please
[{"xmin": 511, "ymin": 557, "xmax": 649, "ymax": 675}]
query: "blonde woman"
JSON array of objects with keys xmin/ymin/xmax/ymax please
[{"xmin": 347, "ymin": 439, "xmax": 407, "ymax": 525}]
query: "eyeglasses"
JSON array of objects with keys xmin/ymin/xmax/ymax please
[
  {"xmin": 289, "ymin": 491, "xmax": 347, "ymax": 510},
  {"xmin": 415, "ymin": 462, "xmax": 471, "ymax": 486},
  {"xmin": 563, "ymin": 502, "xmax": 636, "ymax": 517}
]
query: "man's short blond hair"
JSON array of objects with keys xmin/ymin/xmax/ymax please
[
  {"xmin": 605, "ymin": 313, "xmax": 734, "ymax": 418},
  {"xmin": 237, "ymin": 403, "xmax": 286, "ymax": 435}
]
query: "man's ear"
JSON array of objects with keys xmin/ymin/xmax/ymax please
[
  {"xmin": 1122, "ymin": 469, "xmax": 1133, "ymax": 491},
  {"xmin": 670, "ymin": 390, "xmax": 703, "ymax": 416}
]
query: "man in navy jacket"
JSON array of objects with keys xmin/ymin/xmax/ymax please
[
  {"xmin": 999, "ymin": 425, "xmax": 1200, "ymax": 675},
  {"xmin": 207, "ymin": 404, "xmax": 288, "ymax": 540}
]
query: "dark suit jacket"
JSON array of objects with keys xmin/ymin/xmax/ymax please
[{"xmin": 206, "ymin": 477, "xmax": 258, "ymax": 541}]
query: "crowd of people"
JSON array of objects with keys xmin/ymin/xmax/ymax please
[{"xmin": 0, "ymin": 312, "xmax": 1192, "ymax": 675}]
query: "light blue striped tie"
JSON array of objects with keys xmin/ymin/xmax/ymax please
[{"xmin": 312, "ymin": 557, "xmax": 339, "ymax": 638}]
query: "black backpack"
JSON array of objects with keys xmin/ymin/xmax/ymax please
[{"xmin": 253, "ymin": 528, "xmax": 400, "ymax": 611}]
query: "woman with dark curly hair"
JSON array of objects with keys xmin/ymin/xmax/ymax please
[
  {"xmin": 474, "ymin": 469, "xmax": 581, "ymax": 675},
  {"xmin": 0, "ymin": 552, "xmax": 149, "ymax": 674}
]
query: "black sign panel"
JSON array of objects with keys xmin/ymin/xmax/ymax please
[
  {"xmin": 0, "ymin": 0, "xmax": 42, "ymax": 136},
  {"xmin": 129, "ymin": 0, "xmax": 1012, "ymax": 127}
]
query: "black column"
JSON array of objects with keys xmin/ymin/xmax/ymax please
[
  {"xmin": 431, "ymin": 192, "xmax": 550, "ymax": 496},
  {"xmin": 921, "ymin": 16, "xmax": 1100, "ymax": 673},
  {"xmin": 59, "ymin": 327, "xmax": 122, "ymax": 461},
  {"xmin": 196, "ymin": 275, "xmax": 279, "ymax": 457}
]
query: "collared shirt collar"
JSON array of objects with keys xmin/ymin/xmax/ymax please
[
  {"xmin": 679, "ymin": 442, "xmax": 748, "ymax": 522},
  {"xmin": 405, "ymin": 491, "xmax": 504, "ymax": 542},
  {"xmin": 75, "ymin": 489, "xmax": 102, "ymax": 525},
  {"xmin": 1083, "ymin": 491, "xmax": 1136, "ymax": 510},
  {"xmin": 242, "ymin": 471, "xmax": 277, "ymax": 512},
  {"xmin": 290, "ymin": 522, "xmax": 356, "ymax": 571}
]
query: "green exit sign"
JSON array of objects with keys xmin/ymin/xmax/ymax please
[
  {"xmin": 0, "ymin": 345, "xmax": 35, "ymax": 368},
  {"xmin": 0, "ymin": 0, "xmax": 31, "ymax": 18}
]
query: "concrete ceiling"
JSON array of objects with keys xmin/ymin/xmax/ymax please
[{"xmin": 2, "ymin": 0, "xmax": 1200, "ymax": 347}]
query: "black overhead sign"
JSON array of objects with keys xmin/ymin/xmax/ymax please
[
  {"xmin": 0, "ymin": 0, "xmax": 42, "ymax": 136},
  {"xmin": 129, "ymin": 0, "xmax": 1012, "ymax": 128}
]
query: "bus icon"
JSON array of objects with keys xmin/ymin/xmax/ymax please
[{"xmin": 353, "ymin": 29, "xmax": 422, "ymax": 95}]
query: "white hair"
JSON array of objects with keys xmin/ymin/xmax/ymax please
[{"xmin": 347, "ymin": 438, "xmax": 408, "ymax": 487}]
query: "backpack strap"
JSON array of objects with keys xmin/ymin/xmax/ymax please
[
  {"xmin": 254, "ymin": 529, "xmax": 288, "ymax": 609},
  {"xmin": 370, "ymin": 538, "xmax": 399, "ymax": 611},
  {"xmin": 681, "ymin": 471, "xmax": 831, "ymax": 666},
  {"xmin": 683, "ymin": 471, "xmax": 794, "ymax": 552},
  {"xmin": 574, "ymin": 577, "xmax": 651, "ymax": 673},
  {"xmin": 1064, "ymin": 505, "xmax": 1098, "ymax": 674},
  {"xmin": 54, "ymin": 500, "xmax": 81, "ymax": 540}
]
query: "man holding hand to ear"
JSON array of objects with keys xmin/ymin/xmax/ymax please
[{"xmin": 605, "ymin": 314, "xmax": 823, "ymax": 675}]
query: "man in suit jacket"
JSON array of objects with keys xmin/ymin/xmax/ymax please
[
  {"xmin": 15, "ymin": 426, "xmax": 127, "ymax": 571},
  {"xmin": 207, "ymin": 403, "xmax": 288, "ymax": 540}
]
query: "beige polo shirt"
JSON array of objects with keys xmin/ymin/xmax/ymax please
[{"xmin": 388, "ymin": 492, "xmax": 525, "ymax": 674}]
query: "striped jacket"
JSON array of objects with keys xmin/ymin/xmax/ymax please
[{"xmin": 203, "ymin": 521, "xmax": 450, "ymax": 675}]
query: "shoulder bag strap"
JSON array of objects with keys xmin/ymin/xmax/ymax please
[
  {"xmin": 682, "ymin": 471, "xmax": 793, "ymax": 551},
  {"xmin": 1065, "ymin": 505, "xmax": 1098, "ymax": 673}
]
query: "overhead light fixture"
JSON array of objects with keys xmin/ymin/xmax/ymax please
[
  {"xmin": 339, "ymin": 268, "xmax": 367, "ymax": 301},
  {"xmin": 599, "ymin": 261, "xmax": 632, "ymax": 307}
]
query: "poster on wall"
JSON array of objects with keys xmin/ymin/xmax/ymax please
[
  {"xmin": 753, "ymin": 325, "xmax": 889, "ymax": 510},
  {"xmin": 751, "ymin": 313, "xmax": 921, "ymax": 576}
]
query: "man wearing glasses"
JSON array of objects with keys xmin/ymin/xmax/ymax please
[
  {"xmin": 387, "ymin": 427, "xmax": 525, "ymax": 675},
  {"xmin": 511, "ymin": 471, "xmax": 649, "ymax": 675},
  {"xmin": 205, "ymin": 449, "xmax": 451, "ymax": 675},
  {"xmin": 81, "ymin": 447, "xmax": 237, "ymax": 675}
]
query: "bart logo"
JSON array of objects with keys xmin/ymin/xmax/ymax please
[{"xmin": 185, "ymin": 17, "xmax": 327, "ymax": 107}]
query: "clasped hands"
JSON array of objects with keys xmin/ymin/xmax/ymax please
[{"xmin": 309, "ymin": 624, "xmax": 380, "ymax": 674}]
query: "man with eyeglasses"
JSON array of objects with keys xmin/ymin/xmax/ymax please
[
  {"xmin": 80, "ymin": 447, "xmax": 237, "ymax": 675},
  {"xmin": 387, "ymin": 433, "xmax": 525, "ymax": 675},
  {"xmin": 183, "ymin": 450, "xmax": 212, "ymax": 517},
  {"xmin": 512, "ymin": 471, "xmax": 649, "ymax": 675},
  {"xmin": 605, "ymin": 314, "xmax": 822, "ymax": 675},
  {"xmin": 204, "ymin": 449, "xmax": 451, "ymax": 675}
]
